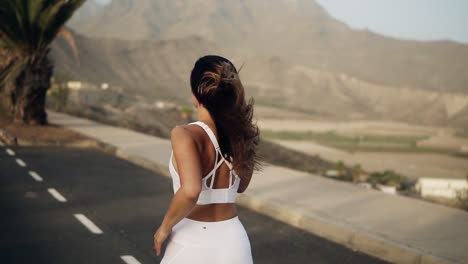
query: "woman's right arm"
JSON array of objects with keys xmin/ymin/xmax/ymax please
[{"xmin": 154, "ymin": 126, "xmax": 202, "ymax": 256}]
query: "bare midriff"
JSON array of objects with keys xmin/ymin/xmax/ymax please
[
  {"xmin": 186, "ymin": 203, "xmax": 238, "ymax": 222},
  {"xmin": 172, "ymin": 154, "xmax": 239, "ymax": 222}
]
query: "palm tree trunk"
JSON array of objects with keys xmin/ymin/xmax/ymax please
[
  {"xmin": 0, "ymin": 50, "xmax": 19, "ymax": 114},
  {"xmin": 13, "ymin": 49, "xmax": 53, "ymax": 125}
]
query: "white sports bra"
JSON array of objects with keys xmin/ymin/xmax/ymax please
[{"xmin": 168, "ymin": 121, "xmax": 241, "ymax": 205}]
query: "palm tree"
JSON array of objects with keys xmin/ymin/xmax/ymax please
[{"xmin": 0, "ymin": 0, "xmax": 84, "ymax": 125}]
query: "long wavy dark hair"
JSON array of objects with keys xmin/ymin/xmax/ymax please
[{"xmin": 190, "ymin": 55, "xmax": 263, "ymax": 177}]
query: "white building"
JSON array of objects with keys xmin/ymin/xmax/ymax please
[
  {"xmin": 67, "ymin": 81, "xmax": 82, "ymax": 90},
  {"xmin": 415, "ymin": 178, "xmax": 468, "ymax": 199},
  {"xmin": 66, "ymin": 81, "xmax": 97, "ymax": 90}
]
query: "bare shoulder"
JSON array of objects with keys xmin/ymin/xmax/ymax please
[
  {"xmin": 171, "ymin": 125, "xmax": 194, "ymax": 141},
  {"xmin": 170, "ymin": 124, "xmax": 201, "ymax": 146},
  {"xmin": 171, "ymin": 125, "xmax": 188, "ymax": 138}
]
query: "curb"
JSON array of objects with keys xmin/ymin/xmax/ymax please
[
  {"xmin": 235, "ymin": 193, "xmax": 449, "ymax": 264},
  {"xmin": 114, "ymin": 149, "xmax": 171, "ymax": 179}
]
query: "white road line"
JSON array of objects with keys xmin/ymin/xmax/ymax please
[
  {"xmin": 28, "ymin": 171, "xmax": 43, "ymax": 182},
  {"xmin": 120, "ymin": 255, "xmax": 142, "ymax": 264},
  {"xmin": 74, "ymin": 214, "xmax": 103, "ymax": 234},
  {"xmin": 47, "ymin": 188, "xmax": 67, "ymax": 202},
  {"xmin": 6, "ymin": 148, "xmax": 15, "ymax": 156},
  {"xmin": 16, "ymin": 158, "xmax": 26, "ymax": 167}
]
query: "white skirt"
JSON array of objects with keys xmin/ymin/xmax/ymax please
[{"xmin": 160, "ymin": 216, "xmax": 253, "ymax": 264}]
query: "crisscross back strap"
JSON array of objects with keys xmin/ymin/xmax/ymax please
[
  {"xmin": 189, "ymin": 121, "xmax": 220, "ymax": 151},
  {"xmin": 189, "ymin": 121, "xmax": 235, "ymax": 169},
  {"xmin": 189, "ymin": 121, "xmax": 236, "ymax": 188}
]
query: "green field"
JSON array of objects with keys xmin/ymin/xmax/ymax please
[{"xmin": 262, "ymin": 130, "xmax": 453, "ymax": 154}]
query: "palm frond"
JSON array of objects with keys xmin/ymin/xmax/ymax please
[
  {"xmin": 0, "ymin": 0, "xmax": 86, "ymax": 55},
  {"xmin": 40, "ymin": 0, "xmax": 86, "ymax": 50},
  {"xmin": 57, "ymin": 28, "xmax": 80, "ymax": 66},
  {"xmin": 0, "ymin": 1, "xmax": 27, "ymax": 52}
]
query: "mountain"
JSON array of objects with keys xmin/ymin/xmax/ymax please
[
  {"xmin": 67, "ymin": 0, "xmax": 468, "ymax": 94},
  {"xmin": 51, "ymin": 32, "xmax": 225, "ymax": 100},
  {"xmin": 51, "ymin": 30, "xmax": 468, "ymax": 129},
  {"xmin": 49, "ymin": 0, "xmax": 468, "ymax": 129}
]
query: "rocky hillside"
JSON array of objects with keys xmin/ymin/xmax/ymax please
[
  {"xmin": 51, "ymin": 30, "xmax": 468, "ymax": 129},
  {"xmin": 51, "ymin": 32, "xmax": 224, "ymax": 101},
  {"xmin": 67, "ymin": 0, "xmax": 468, "ymax": 94},
  {"xmin": 47, "ymin": 0, "xmax": 468, "ymax": 130}
]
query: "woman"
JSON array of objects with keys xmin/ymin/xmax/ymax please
[{"xmin": 154, "ymin": 55, "xmax": 262, "ymax": 263}]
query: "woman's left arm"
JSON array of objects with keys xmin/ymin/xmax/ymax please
[{"xmin": 154, "ymin": 125, "xmax": 202, "ymax": 256}]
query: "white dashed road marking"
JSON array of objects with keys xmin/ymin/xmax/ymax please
[
  {"xmin": 2, "ymin": 147, "xmax": 143, "ymax": 262},
  {"xmin": 6, "ymin": 148, "xmax": 15, "ymax": 156},
  {"xmin": 5, "ymin": 148, "xmax": 141, "ymax": 261},
  {"xmin": 16, "ymin": 158, "xmax": 26, "ymax": 167},
  {"xmin": 28, "ymin": 171, "xmax": 43, "ymax": 182},
  {"xmin": 74, "ymin": 214, "xmax": 103, "ymax": 234},
  {"xmin": 120, "ymin": 255, "xmax": 142, "ymax": 264},
  {"xmin": 47, "ymin": 188, "xmax": 67, "ymax": 202}
]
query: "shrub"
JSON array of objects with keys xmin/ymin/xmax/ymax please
[
  {"xmin": 336, "ymin": 160, "xmax": 345, "ymax": 176},
  {"xmin": 366, "ymin": 170, "xmax": 404, "ymax": 188},
  {"xmin": 351, "ymin": 163, "xmax": 363, "ymax": 183}
]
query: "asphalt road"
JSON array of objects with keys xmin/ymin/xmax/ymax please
[{"xmin": 0, "ymin": 145, "xmax": 387, "ymax": 264}]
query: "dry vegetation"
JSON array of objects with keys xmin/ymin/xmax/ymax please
[{"xmin": 0, "ymin": 110, "xmax": 89, "ymax": 145}]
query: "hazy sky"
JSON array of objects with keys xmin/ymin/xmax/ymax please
[
  {"xmin": 95, "ymin": 0, "xmax": 111, "ymax": 5},
  {"xmin": 316, "ymin": 0, "xmax": 468, "ymax": 43},
  {"xmin": 95, "ymin": 0, "xmax": 468, "ymax": 44}
]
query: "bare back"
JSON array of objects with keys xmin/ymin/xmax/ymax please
[{"xmin": 171, "ymin": 122, "xmax": 238, "ymax": 222}]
